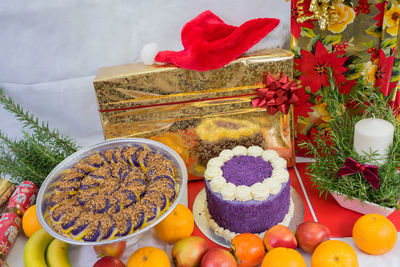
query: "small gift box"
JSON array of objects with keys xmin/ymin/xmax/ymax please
[{"xmin": 93, "ymin": 49, "xmax": 297, "ymax": 180}]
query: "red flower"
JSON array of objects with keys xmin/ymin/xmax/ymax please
[
  {"xmin": 296, "ymin": 127, "xmax": 334, "ymax": 157},
  {"xmin": 293, "ymin": 86, "xmax": 313, "ymax": 124},
  {"xmin": 339, "ymin": 78, "xmax": 356, "ymax": 95},
  {"xmin": 373, "ymin": 2, "xmax": 385, "ymax": 27},
  {"xmin": 295, "ymin": 41, "xmax": 348, "ymax": 93},
  {"xmin": 375, "ymin": 49, "xmax": 397, "ymax": 96},
  {"xmin": 291, "ymin": 0, "xmax": 315, "ymax": 39}
]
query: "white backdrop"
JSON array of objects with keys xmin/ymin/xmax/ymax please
[
  {"xmin": 0, "ymin": 1, "xmax": 290, "ymax": 265},
  {"xmin": 0, "ymin": 0, "xmax": 290, "ymax": 147}
]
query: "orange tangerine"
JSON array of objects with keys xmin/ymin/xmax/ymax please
[
  {"xmin": 352, "ymin": 213, "xmax": 397, "ymax": 255},
  {"xmin": 154, "ymin": 204, "xmax": 194, "ymax": 243},
  {"xmin": 22, "ymin": 205, "xmax": 42, "ymax": 238}
]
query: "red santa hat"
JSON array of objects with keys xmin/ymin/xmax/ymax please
[{"xmin": 141, "ymin": 10, "xmax": 280, "ymax": 71}]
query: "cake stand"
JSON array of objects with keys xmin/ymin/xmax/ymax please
[{"xmin": 193, "ymin": 186, "xmax": 304, "ymax": 247}]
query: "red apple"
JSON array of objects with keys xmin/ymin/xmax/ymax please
[
  {"xmin": 93, "ymin": 256, "xmax": 125, "ymax": 267},
  {"xmin": 94, "ymin": 241, "xmax": 127, "ymax": 258},
  {"xmin": 263, "ymin": 225, "xmax": 297, "ymax": 251},
  {"xmin": 295, "ymin": 221, "xmax": 331, "ymax": 253},
  {"xmin": 201, "ymin": 248, "xmax": 237, "ymax": 267},
  {"xmin": 172, "ymin": 236, "xmax": 209, "ymax": 267}
]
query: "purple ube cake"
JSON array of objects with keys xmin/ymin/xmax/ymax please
[{"xmin": 203, "ymin": 145, "xmax": 291, "ymax": 237}]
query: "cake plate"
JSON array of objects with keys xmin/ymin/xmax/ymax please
[{"xmin": 193, "ymin": 187, "xmax": 304, "ymax": 248}]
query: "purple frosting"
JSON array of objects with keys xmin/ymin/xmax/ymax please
[
  {"xmin": 221, "ymin": 155, "xmax": 273, "ymax": 186},
  {"xmin": 205, "ymin": 179, "xmax": 290, "ymax": 233}
]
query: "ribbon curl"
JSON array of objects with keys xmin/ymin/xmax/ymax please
[
  {"xmin": 337, "ymin": 157, "xmax": 380, "ymax": 191},
  {"xmin": 297, "ymin": 0, "xmax": 343, "ymax": 30},
  {"xmin": 251, "ymin": 74, "xmax": 300, "ymax": 115}
]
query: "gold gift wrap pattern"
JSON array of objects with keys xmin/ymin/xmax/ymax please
[{"xmin": 94, "ymin": 49, "xmax": 295, "ymax": 179}]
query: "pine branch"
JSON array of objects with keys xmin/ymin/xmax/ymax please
[
  {"xmin": 0, "ymin": 88, "xmax": 80, "ymax": 187},
  {"xmin": 0, "ymin": 89, "xmax": 78, "ymax": 155}
]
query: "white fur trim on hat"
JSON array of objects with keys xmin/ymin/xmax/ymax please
[{"xmin": 140, "ymin": 42, "xmax": 159, "ymax": 65}]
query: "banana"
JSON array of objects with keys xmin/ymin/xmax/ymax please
[
  {"xmin": 23, "ymin": 228, "xmax": 54, "ymax": 267},
  {"xmin": 46, "ymin": 238, "xmax": 72, "ymax": 267}
]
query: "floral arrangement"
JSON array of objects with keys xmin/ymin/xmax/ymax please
[
  {"xmin": 291, "ymin": 0, "xmax": 400, "ymax": 153},
  {"xmin": 300, "ymin": 69, "xmax": 400, "ymax": 208}
]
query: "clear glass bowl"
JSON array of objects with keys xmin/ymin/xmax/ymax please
[{"xmin": 36, "ymin": 138, "xmax": 188, "ymax": 246}]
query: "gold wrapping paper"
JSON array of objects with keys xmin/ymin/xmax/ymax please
[{"xmin": 94, "ymin": 49, "xmax": 295, "ymax": 180}]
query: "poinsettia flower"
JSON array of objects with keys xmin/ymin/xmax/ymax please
[
  {"xmin": 375, "ymin": 49, "xmax": 397, "ymax": 96},
  {"xmin": 373, "ymin": 2, "xmax": 385, "ymax": 27},
  {"xmin": 291, "ymin": 0, "xmax": 315, "ymax": 39},
  {"xmin": 327, "ymin": 3, "xmax": 356, "ymax": 33},
  {"xmin": 339, "ymin": 78, "xmax": 356, "ymax": 95},
  {"xmin": 296, "ymin": 127, "xmax": 333, "ymax": 157},
  {"xmin": 295, "ymin": 41, "xmax": 348, "ymax": 93},
  {"xmin": 293, "ymin": 86, "xmax": 313, "ymax": 124},
  {"xmin": 384, "ymin": 3, "xmax": 400, "ymax": 36}
]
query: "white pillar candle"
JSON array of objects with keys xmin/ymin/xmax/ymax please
[{"xmin": 353, "ymin": 118, "xmax": 394, "ymax": 164}]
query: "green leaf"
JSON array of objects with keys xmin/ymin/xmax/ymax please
[
  {"xmin": 322, "ymin": 35, "xmax": 342, "ymax": 46},
  {"xmin": 369, "ymin": 40, "xmax": 375, "ymax": 47},
  {"xmin": 343, "ymin": 0, "xmax": 353, "ymax": 6},
  {"xmin": 345, "ymin": 55, "xmax": 362, "ymax": 65},
  {"xmin": 390, "ymin": 72, "xmax": 400, "ymax": 81},
  {"xmin": 307, "ymin": 34, "xmax": 321, "ymax": 52},
  {"xmin": 345, "ymin": 64, "xmax": 364, "ymax": 80},
  {"xmin": 301, "ymin": 27, "xmax": 317, "ymax": 38},
  {"xmin": 361, "ymin": 42, "xmax": 369, "ymax": 48},
  {"xmin": 381, "ymin": 38, "xmax": 397, "ymax": 49},
  {"xmin": 290, "ymin": 45, "xmax": 301, "ymax": 58},
  {"xmin": 365, "ymin": 25, "xmax": 382, "ymax": 38}
]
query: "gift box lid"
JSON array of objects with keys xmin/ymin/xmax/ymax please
[
  {"xmin": 95, "ymin": 48, "xmax": 292, "ymax": 82},
  {"xmin": 93, "ymin": 48, "xmax": 293, "ymax": 110}
]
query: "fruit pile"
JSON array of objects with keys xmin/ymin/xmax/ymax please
[
  {"xmin": 20, "ymin": 202, "xmax": 399, "ymax": 267},
  {"xmin": 93, "ymin": 205, "xmax": 398, "ymax": 267}
]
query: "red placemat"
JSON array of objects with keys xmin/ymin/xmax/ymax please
[{"xmin": 295, "ymin": 163, "xmax": 400, "ymax": 237}]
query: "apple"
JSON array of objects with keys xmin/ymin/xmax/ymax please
[
  {"xmin": 263, "ymin": 225, "xmax": 297, "ymax": 251},
  {"xmin": 93, "ymin": 256, "xmax": 125, "ymax": 267},
  {"xmin": 172, "ymin": 236, "xmax": 209, "ymax": 267},
  {"xmin": 94, "ymin": 241, "xmax": 127, "ymax": 258},
  {"xmin": 295, "ymin": 221, "xmax": 331, "ymax": 253},
  {"xmin": 201, "ymin": 248, "xmax": 237, "ymax": 267}
]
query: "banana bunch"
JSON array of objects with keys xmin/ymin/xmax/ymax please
[{"xmin": 24, "ymin": 228, "xmax": 72, "ymax": 267}]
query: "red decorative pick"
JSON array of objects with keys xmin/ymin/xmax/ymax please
[
  {"xmin": 251, "ymin": 74, "xmax": 300, "ymax": 115},
  {"xmin": 337, "ymin": 157, "xmax": 380, "ymax": 190}
]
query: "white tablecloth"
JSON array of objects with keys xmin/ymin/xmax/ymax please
[{"xmin": 6, "ymin": 182, "xmax": 400, "ymax": 267}]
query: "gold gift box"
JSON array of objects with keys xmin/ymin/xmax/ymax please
[{"xmin": 94, "ymin": 48, "xmax": 295, "ymax": 180}]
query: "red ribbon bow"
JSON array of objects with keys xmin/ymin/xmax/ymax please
[
  {"xmin": 251, "ymin": 74, "xmax": 299, "ymax": 115},
  {"xmin": 337, "ymin": 157, "xmax": 380, "ymax": 190}
]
